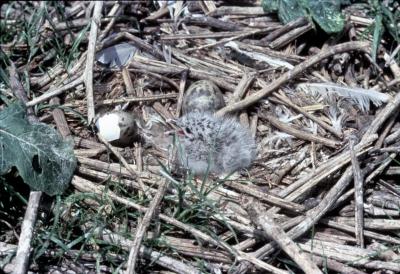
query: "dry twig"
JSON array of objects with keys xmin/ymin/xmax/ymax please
[{"xmin": 84, "ymin": 1, "xmax": 103, "ymax": 123}]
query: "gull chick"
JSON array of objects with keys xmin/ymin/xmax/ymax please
[{"xmin": 173, "ymin": 112, "xmax": 256, "ymax": 175}]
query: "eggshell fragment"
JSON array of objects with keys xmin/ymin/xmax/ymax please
[
  {"xmin": 96, "ymin": 113, "xmax": 121, "ymax": 142},
  {"xmin": 95, "ymin": 111, "xmax": 139, "ymax": 147}
]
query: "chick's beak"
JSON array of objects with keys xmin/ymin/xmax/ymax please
[{"xmin": 164, "ymin": 118, "xmax": 184, "ymax": 136}]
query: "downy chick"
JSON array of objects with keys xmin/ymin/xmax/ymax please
[{"xmin": 173, "ymin": 112, "xmax": 256, "ymax": 175}]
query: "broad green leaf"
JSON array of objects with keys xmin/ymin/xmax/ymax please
[
  {"xmin": 307, "ymin": 0, "xmax": 345, "ymax": 33},
  {"xmin": 261, "ymin": 0, "xmax": 280, "ymax": 12},
  {"xmin": 260, "ymin": 0, "xmax": 348, "ymax": 34},
  {"xmin": 278, "ymin": 0, "xmax": 307, "ymax": 24},
  {"xmin": 0, "ymin": 102, "xmax": 76, "ymax": 196}
]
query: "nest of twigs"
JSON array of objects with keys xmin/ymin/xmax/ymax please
[{"xmin": 1, "ymin": 1, "xmax": 399, "ymax": 274}]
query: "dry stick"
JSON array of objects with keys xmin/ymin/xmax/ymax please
[
  {"xmin": 170, "ymin": 47, "xmax": 242, "ymax": 77},
  {"xmin": 269, "ymin": 22, "xmax": 313, "ymax": 49},
  {"xmin": 175, "ymin": 70, "xmax": 188, "ymax": 117},
  {"xmin": 126, "ymin": 180, "xmax": 169, "ymax": 273},
  {"xmin": 128, "ymin": 69, "xmax": 180, "ymax": 91},
  {"xmin": 235, "ymin": 41, "xmax": 305, "ymax": 63},
  {"xmin": 122, "ymin": 31, "xmax": 182, "ymax": 66},
  {"xmin": 260, "ymin": 113, "xmax": 341, "ymax": 148},
  {"xmin": 273, "ymin": 149, "xmax": 307, "ymax": 185},
  {"xmin": 84, "ymin": 1, "xmax": 103, "ymax": 124},
  {"xmin": 182, "ymin": 15, "xmax": 243, "ymax": 32},
  {"xmin": 161, "ymin": 30, "xmax": 256, "ymax": 40},
  {"xmin": 363, "ymin": 81, "xmax": 400, "ymax": 138},
  {"xmin": 142, "ymin": 233, "xmax": 231, "ymax": 264},
  {"xmin": 122, "ymin": 68, "xmax": 135, "ymax": 96},
  {"xmin": 385, "ymin": 166, "xmax": 400, "ymax": 176},
  {"xmin": 102, "ymin": 231, "xmax": 202, "ymax": 274},
  {"xmin": 331, "ymin": 152, "xmax": 394, "ymax": 210},
  {"xmin": 378, "ymin": 178, "xmax": 400, "ymax": 197},
  {"xmin": 374, "ymin": 112, "xmax": 399, "ymax": 148},
  {"xmin": 96, "ymin": 93, "xmax": 178, "ymax": 106},
  {"xmin": 8, "ymin": 63, "xmax": 42, "ymax": 274},
  {"xmin": 71, "ymin": 176, "xmax": 289, "ymax": 274},
  {"xmin": 349, "ymin": 137, "xmax": 365, "ymax": 248},
  {"xmin": 130, "ymin": 61, "xmax": 237, "ymax": 92},
  {"xmin": 186, "ymin": 28, "xmax": 270, "ymax": 53},
  {"xmin": 365, "ymin": 152, "xmax": 397, "ymax": 183},
  {"xmin": 384, "ymin": 51, "xmax": 400, "ymax": 78},
  {"xmin": 273, "ymin": 91, "xmax": 342, "ymax": 138},
  {"xmin": 134, "ymin": 143, "xmax": 143, "ymax": 174},
  {"xmin": 76, "ymin": 166, "xmax": 156, "ymax": 194},
  {"xmin": 223, "ymin": 181, "xmax": 305, "ymax": 213},
  {"xmin": 208, "ymin": 6, "xmax": 265, "ymax": 16},
  {"xmin": 246, "ymin": 202, "xmax": 323, "ymax": 274},
  {"xmin": 141, "ymin": 5, "xmax": 169, "ymax": 22},
  {"xmin": 74, "ymin": 137, "xmax": 108, "ymax": 149},
  {"xmin": 153, "ymin": 101, "xmax": 175, "ymax": 120},
  {"xmin": 311, "ymin": 255, "xmax": 367, "ymax": 274},
  {"xmin": 97, "ymin": 135, "xmax": 151, "ymax": 199},
  {"xmin": 50, "ymin": 97, "xmax": 72, "ymax": 137},
  {"xmin": 98, "ymin": 1, "xmax": 121, "ymax": 41},
  {"xmin": 199, "ymin": 0, "xmax": 217, "ymax": 13},
  {"xmin": 216, "ymin": 41, "xmax": 370, "ymax": 117},
  {"xmin": 249, "ymin": 114, "xmax": 258, "ymax": 138},
  {"xmin": 299, "ymin": 240, "xmax": 400, "ymax": 272},
  {"xmin": 322, "ymin": 219, "xmax": 400, "ymax": 244},
  {"xmin": 31, "ymin": 63, "xmax": 64, "ymax": 87},
  {"xmin": 262, "ymin": 16, "xmax": 308, "ymax": 42},
  {"xmin": 230, "ymin": 72, "xmax": 255, "ymax": 103},
  {"xmin": 386, "ymin": 77, "xmax": 400, "ymax": 88},
  {"xmin": 26, "ymin": 75, "xmax": 84, "ymax": 107},
  {"xmin": 12, "ymin": 192, "xmax": 41, "ymax": 274},
  {"xmin": 372, "ymin": 146, "xmax": 400, "ymax": 153}
]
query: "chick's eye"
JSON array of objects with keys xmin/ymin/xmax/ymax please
[{"xmin": 185, "ymin": 127, "xmax": 192, "ymax": 134}]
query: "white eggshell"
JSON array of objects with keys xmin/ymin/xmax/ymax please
[{"xmin": 95, "ymin": 113, "xmax": 121, "ymax": 142}]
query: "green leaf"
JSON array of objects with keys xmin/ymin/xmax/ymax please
[
  {"xmin": 381, "ymin": 3, "xmax": 400, "ymax": 43},
  {"xmin": 278, "ymin": 0, "xmax": 307, "ymax": 24},
  {"xmin": 372, "ymin": 14, "xmax": 383, "ymax": 61},
  {"xmin": 307, "ymin": 0, "xmax": 345, "ymax": 33},
  {"xmin": 261, "ymin": 0, "xmax": 280, "ymax": 12},
  {"xmin": 0, "ymin": 102, "xmax": 76, "ymax": 196},
  {"xmin": 260, "ymin": 0, "xmax": 347, "ymax": 34}
]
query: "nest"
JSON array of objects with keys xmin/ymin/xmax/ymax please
[{"xmin": 1, "ymin": 1, "xmax": 399, "ymax": 273}]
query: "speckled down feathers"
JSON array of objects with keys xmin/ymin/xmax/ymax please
[
  {"xmin": 182, "ymin": 80, "xmax": 225, "ymax": 114},
  {"xmin": 174, "ymin": 112, "xmax": 257, "ymax": 175}
]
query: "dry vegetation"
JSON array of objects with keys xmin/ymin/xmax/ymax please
[{"xmin": 1, "ymin": 1, "xmax": 399, "ymax": 273}]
